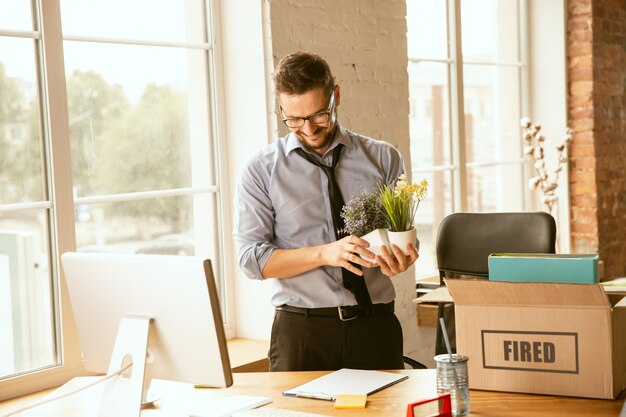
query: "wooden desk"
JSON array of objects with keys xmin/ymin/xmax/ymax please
[{"xmin": 1, "ymin": 370, "xmax": 624, "ymax": 416}]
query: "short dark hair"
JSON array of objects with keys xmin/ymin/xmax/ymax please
[{"xmin": 273, "ymin": 51, "xmax": 335, "ymax": 97}]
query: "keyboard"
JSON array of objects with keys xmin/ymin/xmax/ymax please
[{"xmin": 232, "ymin": 407, "xmax": 329, "ymax": 417}]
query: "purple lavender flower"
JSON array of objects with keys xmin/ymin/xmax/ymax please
[{"xmin": 339, "ymin": 189, "xmax": 388, "ymax": 237}]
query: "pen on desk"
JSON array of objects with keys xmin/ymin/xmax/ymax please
[{"xmin": 295, "ymin": 391, "xmax": 335, "ymax": 401}]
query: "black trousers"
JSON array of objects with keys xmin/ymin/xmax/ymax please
[{"xmin": 268, "ymin": 307, "xmax": 404, "ymax": 371}]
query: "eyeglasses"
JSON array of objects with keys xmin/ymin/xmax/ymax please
[{"xmin": 281, "ymin": 90, "xmax": 335, "ymax": 129}]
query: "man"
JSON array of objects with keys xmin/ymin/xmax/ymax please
[{"xmin": 234, "ymin": 51, "xmax": 418, "ymax": 371}]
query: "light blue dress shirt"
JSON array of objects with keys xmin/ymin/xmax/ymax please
[{"xmin": 234, "ymin": 125, "xmax": 405, "ymax": 308}]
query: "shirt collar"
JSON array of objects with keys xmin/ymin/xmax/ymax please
[{"xmin": 285, "ymin": 124, "xmax": 354, "ymax": 158}]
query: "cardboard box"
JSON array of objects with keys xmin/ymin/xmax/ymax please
[
  {"xmin": 488, "ymin": 253, "xmax": 599, "ymax": 284},
  {"xmin": 446, "ymin": 279, "xmax": 626, "ymax": 399},
  {"xmin": 416, "ymin": 303, "xmax": 438, "ymax": 327}
]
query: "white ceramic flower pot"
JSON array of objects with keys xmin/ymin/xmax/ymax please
[
  {"xmin": 387, "ymin": 227, "xmax": 417, "ymax": 256},
  {"xmin": 360, "ymin": 228, "xmax": 390, "ymax": 265}
]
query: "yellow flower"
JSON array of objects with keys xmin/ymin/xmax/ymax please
[
  {"xmin": 379, "ymin": 175, "xmax": 429, "ymax": 232},
  {"xmin": 412, "ymin": 180, "xmax": 428, "ymax": 201}
]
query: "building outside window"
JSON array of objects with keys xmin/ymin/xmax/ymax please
[
  {"xmin": 0, "ymin": 0, "xmax": 227, "ymax": 398},
  {"xmin": 407, "ymin": 0, "xmax": 530, "ymax": 277}
]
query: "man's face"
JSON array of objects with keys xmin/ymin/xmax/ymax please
[{"xmin": 279, "ymin": 86, "xmax": 340, "ymax": 156}]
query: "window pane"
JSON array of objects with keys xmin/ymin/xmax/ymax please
[
  {"xmin": 463, "ymin": 65, "xmax": 521, "ymax": 165},
  {"xmin": 75, "ymin": 194, "xmax": 218, "ymax": 263},
  {"xmin": 0, "ymin": 38, "xmax": 45, "ymax": 204},
  {"xmin": 408, "ymin": 62, "xmax": 451, "ymax": 169},
  {"xmin": 407, "ymin": 0, "xmax": 448, "ymax": 59},
  {"xmin": 74, "ymin": 194, "xmax": 225, "ymax": 304},
  {"xmin": 0, "ymin": 1, "xmax": 33, "ymax": 31},
  {"xmin": 0, "ymin": 211, "xmax": 56, "ymax": 378},
  {"xmin": 60, "ymin": 0, "xmax": 206, "ymax": 43},
  {"xmin": 63, "ymin": 42, "xmax": 212, "ymax": 197},
  {"xmin": 466, "ymin": 164, "xmax": 524, "ymax": 212},
  {"xmin": 412, "ymin": 170, "xmax": 453, "ymax": 278},
  {"xmin": 461, "ymin": 0, "xmax": 520, "ymax": 63}
]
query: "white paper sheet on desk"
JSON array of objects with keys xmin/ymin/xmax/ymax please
[
  {"xmin": 188, "ymin": 395, "xmax": 272, "ymax": 417},
  {"xmin": 282, "ymin": 368, "xmax": 408, "ymax": 400}
]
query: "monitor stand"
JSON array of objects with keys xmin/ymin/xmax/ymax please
[{"xmin": 98, "ymin": 316, "xmax": 154, "ymax": 417}]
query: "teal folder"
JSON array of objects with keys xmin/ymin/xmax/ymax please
[{"xmin": 488, "ymin": 253, "xmax": 599, "ymax": 284}]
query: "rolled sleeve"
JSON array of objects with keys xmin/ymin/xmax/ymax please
[
  {"xmin": 237, "ymin": 241, "xmax": 276, "ymax": 280},
  {"xmin": 233, "ymin": 158, "xmax": 277, "ymax": 280}
]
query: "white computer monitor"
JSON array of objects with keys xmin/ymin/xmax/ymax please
[{"xmin": 61, "ymin": 252, "xmax": 233, "ymax": 416}]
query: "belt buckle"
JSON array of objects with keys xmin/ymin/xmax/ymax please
[{"xmin": 337, "ymin": 306, "xmax": 358, "ymax": 322}]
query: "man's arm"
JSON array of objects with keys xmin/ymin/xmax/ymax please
[
  {"xmin": 262, "ymin": 235, "xmax": 374, "ymax": 279},
  {"xmin": 262, "ymin": 237, "xmax": 420, "ymax": 279},
  {"xmin": 235, "ymin": 160, "xmax": 375, "ymax": 280}
]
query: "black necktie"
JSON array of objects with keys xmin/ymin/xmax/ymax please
[{"xmin": 296, "ymin": 146, "xmax": 373, "ymax": 309}]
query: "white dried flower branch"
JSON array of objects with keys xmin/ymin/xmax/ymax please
[{"xmin": 521, "ymin": 117, "xmax": 573, "ymax": 214}]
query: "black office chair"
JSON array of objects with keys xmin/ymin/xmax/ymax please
[
  {"xmin": 403, "ymin": 355, "xmax": 427, "ymax": 370},
  {"xmin": 435, "ymin": 211, "xmax": 557, "ymax": 355}
]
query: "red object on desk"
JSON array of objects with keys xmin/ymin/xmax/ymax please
[{"xmin": 406, "ymin": 393, "xmax": 452, "ymax": 417}]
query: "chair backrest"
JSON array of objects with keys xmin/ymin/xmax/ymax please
[{"xmin": 436, "ymin": 212, "xmax": 557, "ymax": 281}]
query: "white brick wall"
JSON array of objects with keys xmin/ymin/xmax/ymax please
[
  {"xmin": 265, "ymin": 0, "xmax": 422, "ymax": 363},
  {"xmin": 267, "ymin": 0, "xmax": 411, "ymax": 160}
]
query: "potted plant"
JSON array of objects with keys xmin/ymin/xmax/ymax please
[
  {"xmin": 339, "ymin": 189, "xmax": 389, "ymax": 263},
  {"xmin": 379, "ymin": 174, "xmax": 428, "ymax": 255}
]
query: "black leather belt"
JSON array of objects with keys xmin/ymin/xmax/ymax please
[{"xmin": 276, "ymin": 301, "xmax": 394, "ymax": 322}]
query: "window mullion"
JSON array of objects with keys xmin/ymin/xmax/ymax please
[
  {"xmin": 39, "ymin": 0, "xmax": 83, "ymax": 386},
  {"xmin": 447, "ymin": 0, "xmax": 467, "ymax": 212},
  {"xmin": 62, "ymin": 34, "xmax": 212, "ymax": 50},
  {"xmin": 204, "ymin": 0, "xmax": 235, "ymax": 336},
  {"xmin": 519, "ymin": 0, "xmax": 532, "ymax": 211}
]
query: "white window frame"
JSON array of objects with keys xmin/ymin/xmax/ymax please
[
  {"xmin": 407, "ymin": 0, "xmax": 569, "ymax": 275},
  {"xmin": 0, "ymin": 0, "xmax": 232, "ymax": 400},
  {"xmin": 409, "ymin": 0, "xmax": 531, "ymax": 213}
]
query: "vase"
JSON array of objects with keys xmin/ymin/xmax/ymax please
[
  {"xmin": 387, "ymin": 227, "xmax": 417, "ymax": 256},
  {"xmin": 360, "ymin": 228, "xmax": 390, "ymax": 265}
]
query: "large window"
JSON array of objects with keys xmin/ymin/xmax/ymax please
[
  {"xmin": 407, "ymin": 0, "xmax": 530, "ymax": 276},
  {"xmin": 0, "ymin": 0, "xmax": 226, "ymax": 398},
  {"xmin": 60, "ymin": 0, "xmax": 224, "ymax": 270}
]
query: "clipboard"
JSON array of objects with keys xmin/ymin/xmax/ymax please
[{"xmin": 282, "ymin": 368, "xmax": 409, "ymax": 401}]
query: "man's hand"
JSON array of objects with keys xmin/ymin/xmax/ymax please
[
  {"xmin": 320, "ymin": 235, "xmax": 375, "ymax": 276},
  {"xmin": 376, "ymin": 243, "xmax": 419, "ymax": 277}
]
